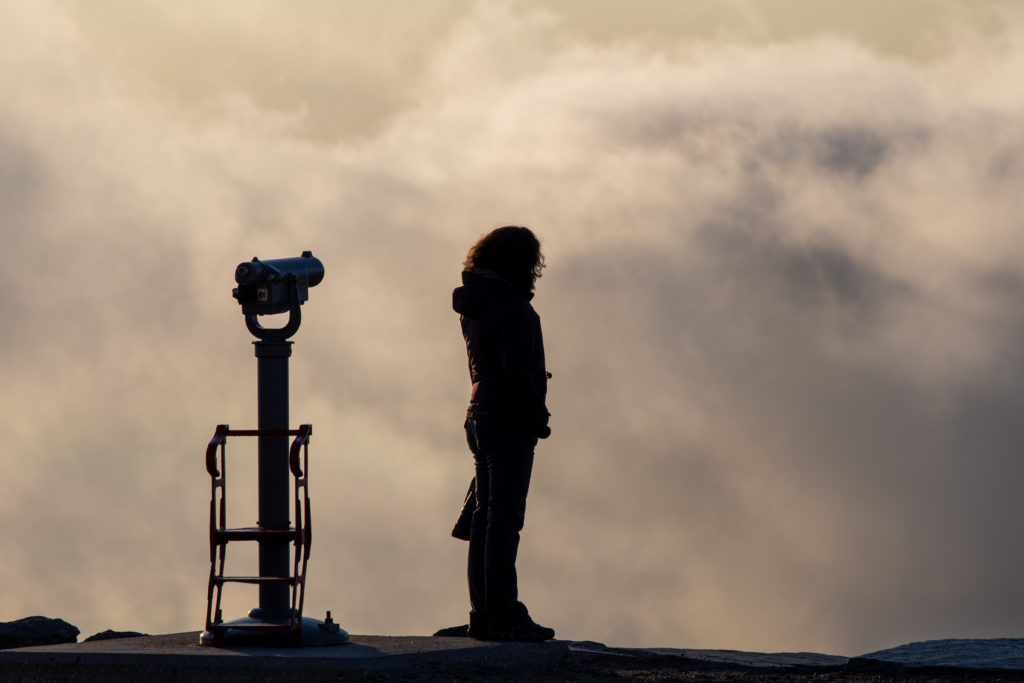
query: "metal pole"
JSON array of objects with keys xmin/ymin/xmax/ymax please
[{"xmin": 251, "ymin": 339, "xmax": 293, "ymax": 620}]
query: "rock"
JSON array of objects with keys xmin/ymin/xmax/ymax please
[
  {"xmin": 84, "ymin": 630, "xmax": 147, "ymax": 642},
  {"xmin": 0, "ymin": 616, "xmax": 79, "ymax": 649},
  {"xmin": 858, "ymin": 638, "xmax": 1024, "ymax": 670}
]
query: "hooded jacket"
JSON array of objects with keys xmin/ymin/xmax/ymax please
[{"xmin": 453, "ymin": 269, "xmax": 549, "ymax": 436}]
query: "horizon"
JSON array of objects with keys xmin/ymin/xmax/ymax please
[{"xmin": 2, "ymin": 0, "xmax": 1024, "ymax": 656}]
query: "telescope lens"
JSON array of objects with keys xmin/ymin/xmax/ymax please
[{"xmin": 235, "ymin": 261, "xmax": 264, "ymax": 286}]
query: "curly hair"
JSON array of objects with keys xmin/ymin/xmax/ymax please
[{"xmin": 463, "ymin": 225, "xmax": 545, "ymax": 293}]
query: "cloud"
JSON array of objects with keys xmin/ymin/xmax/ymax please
[{"xmin": 1, "ymin": 0, "xmax": 1023, "ymax": 655}]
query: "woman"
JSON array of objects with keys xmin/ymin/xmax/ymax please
[{"xmin": 451, "ymin": 225, "xmax": 554, "ymax": 641}]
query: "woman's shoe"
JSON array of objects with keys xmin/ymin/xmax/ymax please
[{"xmin": 489, "ymin": 615, "xmax": 555, "ymax": 642}]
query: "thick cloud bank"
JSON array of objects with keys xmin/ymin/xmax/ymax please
[{"xmin": 1, "ymin": 2, "xmax": 1023, "ymax": 655}]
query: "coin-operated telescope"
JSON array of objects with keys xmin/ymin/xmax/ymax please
[
  {"xmin": 201, "ymin": 250, "xmax": 346, "ymax": 647},
  {"xmin": 232, "ymin": 251, "xmax": 325, "ymax": 341}
]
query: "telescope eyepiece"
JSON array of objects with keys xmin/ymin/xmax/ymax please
[{"xmin": 235, "ymin": 260, "xmax": 269, "ymax": 287}]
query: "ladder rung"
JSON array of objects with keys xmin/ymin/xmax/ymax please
[
  {"xmin": 213, "ymin": 527, "xmax": 299, "ymax": 542},
  {"xmin": 214, "ymin": 575, "xmax": 300, "ymax": 585}
]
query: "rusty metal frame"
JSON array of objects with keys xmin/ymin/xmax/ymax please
[{"xmin": 204, "ymin": 424, "xmax": 314, "ymax": 645}]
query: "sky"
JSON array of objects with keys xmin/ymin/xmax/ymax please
[{"xmin": 1, "ymin": 0, "xmax": 1023, "ymax": 656}]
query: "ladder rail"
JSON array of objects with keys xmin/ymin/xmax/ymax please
[
  {"xmin": 205, "ymin": 425, "xmax": 229, "ymax": 634},
  {"xmin": 291, "ymin": 425, "xmax": 312, "ymax": 621}
]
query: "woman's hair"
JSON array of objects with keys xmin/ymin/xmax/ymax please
[{"xmin": 463, "ymin": 225, "xmax": 545, "ymax": 293}]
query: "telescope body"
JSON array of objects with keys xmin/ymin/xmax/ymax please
[{"xmin": 233, "ymin": 251, "xmax": 324, "ymax": 316}]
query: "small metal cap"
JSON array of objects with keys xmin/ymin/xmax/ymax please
[{"xmin": 318, "ymin": 610, "xmax": 340, "ymax": 633}]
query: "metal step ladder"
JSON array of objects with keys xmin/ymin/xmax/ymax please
[{"xmin": 203, "ymin": 424, "xmax": 313, "ymax": 646}]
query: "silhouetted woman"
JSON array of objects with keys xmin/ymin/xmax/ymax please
[{"xmin": 452, "ymin": 225, "xmax": 554, "ymax": 641}]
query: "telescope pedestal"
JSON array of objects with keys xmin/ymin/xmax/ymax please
[{"xmin": 201, "ymin": 255, "xmax": 347, "ymax": 646}]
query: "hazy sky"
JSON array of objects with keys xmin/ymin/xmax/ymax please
[{"xmin": 2, "ymin": 0, "xmax": 1024, "ymax": 656}]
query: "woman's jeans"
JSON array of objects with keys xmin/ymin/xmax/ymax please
[{"xmin": 464, "ymin": 415, "xmax": 537, "ymax": 629}]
